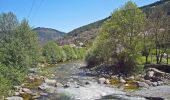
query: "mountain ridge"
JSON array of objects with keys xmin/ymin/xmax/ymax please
[{"xmin": 58, "ymin": 0, "xmax": 170, "ymax": 46}]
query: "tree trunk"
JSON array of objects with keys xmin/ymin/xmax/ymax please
[
  {"xmin": 146, "ymin": 55, "xmax": 148, "ymax": 64},
  {"xmin": 167, "ymin": 55, "xmax": 169, "ymax": 64}
]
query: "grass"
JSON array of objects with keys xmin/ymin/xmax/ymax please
[{"xmin": 136, "ymin": 55, "xmax": 170, "ymax": 65}]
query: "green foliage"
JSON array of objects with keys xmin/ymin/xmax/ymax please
[
  {"xmin": 0, "ymin": 75, "xmax": 12, "ymax": 96},
  {"xmin": 43, "ymin": 41, "xmax": 62, "ymax": 64},
  {"xmin": 85, "ymin": 1, "xmax": 146, "ymax": 75},
  {"xmin": 42, "ymin": 42, "xmax": 86, "ymax": 63},
  {"xmin": 0, "ymin": 64, "xmax": 26, "ymax": 96},
  {"xmin": 0, "ymin": 12, "xmax": 40, "ymax": 96},
  {"xmin": 62, "ymin": 45, "xmax": 76, "ymax": 60},
  {"xmin": 33, "ymin": 27, "xmax": 65, "ymax": 44}
]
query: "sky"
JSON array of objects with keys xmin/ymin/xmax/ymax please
[{"xmin": 0, "ymin": 0, "xmax": 159, "ymax": 32}]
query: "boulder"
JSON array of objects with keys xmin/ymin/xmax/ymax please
[
  {"xmin": 6, "ymin": 96, "xmax": 23, "ymax": 100},
  {"xmin": 149, "ymin": 68, "xmax": 165, "ymax": 78},
  {"xmin": 137, "ymin": 82, "xmax": 149, "ymax": 88},
  {"xmin": 98, "ymin": 78, "xmax": 106, "ymax": 84}
]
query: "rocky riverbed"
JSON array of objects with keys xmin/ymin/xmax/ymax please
[{"xmin": 7, "ymin": 61, "xmax": 170, "ymax": 100}]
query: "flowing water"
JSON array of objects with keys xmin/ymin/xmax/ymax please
[{"xmin": 37, "ymin": 62, "xmax": 146, "ymax": 100}]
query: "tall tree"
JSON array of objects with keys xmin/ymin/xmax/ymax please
[
  {"xmin": 148, "ymin": 6, "xmax": 170, "ymax": 64},
  {"xmin": 85, "ymin": 1, "xmax": 146, "ymax": 74}
]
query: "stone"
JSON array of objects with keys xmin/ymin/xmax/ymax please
[
  {"xmin": 55, "ymin": 82, "xmax": 64, "ymax": 87},
  {"xmin": 75, "ymin": 84, "xmax": 80, "ymax": 88},
  {"xmin": 128, "ymin": 76, "xmax": 135, "ymax": 80},
  {"xmin": 14, "ymin": 92, "xmax": 20, "ymax": 96},
  {"xmin": 6, "ymin": 96, "xmax": 23, "ymax": 100},
  {"xmin": 64, "ymin": 82, "xmax": 70, "ymax": 88},
  {"xmin": 104, "ymin": 79, "xmax": 110, "ymax": 84},
  {"xmin": 137, "ymin": 82, "xmax": 149, "ymax": 88},
  {"xmin": 98, "ymin": 78, "xmax": 106, "ymax": 84},
  {"xmin": 125, "ymin": 83, "xmax": 130, "ymax": 87},
  {"xmin": 144, "ymin": 80, "xmax": 152, "ymax": 86},
  {"xmin": 119, "ymin": 77, "xmax": 126, "ymax": 83},
  {"xmin": 157, "ymin": 81, "xmax": 164, "ymax": 86},
  {"xmin": 38, "ymin": 85, "xmax": 46, "ymax": 90},
  {"xmin": 85, "ymin": 81, "xmax": 90, "ymax": 85},
  {"xmin": 44, "ymin": 79, "xmax": 57, "ymax": 85},
  {"xmin": 40, "ymin": 92, "xmax": 48, "ymax": 96},
  {"xmin": 111, "ymin": 75, "xmax": 118, "ymax": 79},
  {"xmin": 150, "ymin": 68, "xmax": 165, "ymax": 78},
  {"xmin": 146, "ymin": 71, "xmax": 154, "ymax": 78},
  {"xmin": 22, "ymin": 88, "xmax": 32, "ymax": 94},
  {"xmin": 152, "ymin": 82, "xmax": 158, "ymax": 87},
  {"xmin": 64, "ymin": 84, "xmax": 70, "ymax": 88}
]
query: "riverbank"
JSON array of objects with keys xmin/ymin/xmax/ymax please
[{"xmin": 6, "ymin": 61, "xmax": 170, "ymax": 100}]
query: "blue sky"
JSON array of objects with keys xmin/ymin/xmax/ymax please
[{"xmin": 0, "ymin": 0, "xmax": 158, "ymax": 32}]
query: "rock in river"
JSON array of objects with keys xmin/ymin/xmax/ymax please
[
  {"xmin": 6, "ymin": 96, "xmax": 23, "ymax": 100},
  {"xmin": 98, "ymin": 78, "xmax": 106, "ymax": 84},
  {"xmin": 137, "ymin": 82, "xmax": 149, "ymax": 88}
]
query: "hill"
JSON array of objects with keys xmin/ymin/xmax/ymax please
[
  {"xmin": 33, "ymin": 27, "xmax": 66, "ymax": 44},
  {"xmin": 59, "ymin": 0, "xmax": 170, "ymax": 47}
]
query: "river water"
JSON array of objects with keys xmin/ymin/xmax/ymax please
[{"xmin": 37, "ymin": 62, "xmax": 146, "ymax": 100}]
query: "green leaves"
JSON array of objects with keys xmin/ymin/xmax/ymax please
[
  {"xmin": 43, "ymin": 41, "xmax": 63, "ymax": 64},
  {"xmin": 85, "ymin": 1, "xmax": 146, "ymax": 75},
  {"xmin": 0, "ymin": 12, "xmax": 40, "ymax": 96},
  {"xmin": 42, "ymin": 41, "xmax": 86, "ymax": 64}
]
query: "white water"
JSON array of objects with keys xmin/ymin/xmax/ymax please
[{"xmin": 41, "ymin": 62, "xmax": 146, "ymax": 100}]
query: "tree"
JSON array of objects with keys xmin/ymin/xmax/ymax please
[
  {"xmin": 148, "ymin": 6, "xmax": 170, "ymax": 64},
  {"xmin": 62, "ymin": 45, "xmax": 76, "ymax": 61},
  {"xmin": 85, "ymin": 1, "xmax": 146, "ymax": 75},
  {"xmin": 43, "ymin": 41, "xmax": 63, "ymax": 64},
  {"xmin": 0, "ymin": 12, "xmax": 40, "ymax": 96}
]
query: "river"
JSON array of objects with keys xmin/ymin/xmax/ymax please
[{"xmin": 37, "ymin": 61, "xmax": 147, "ymax": 100}]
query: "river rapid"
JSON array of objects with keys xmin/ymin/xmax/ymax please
[{"xmin": 37, "ymin": 62, "xmax": 146, "ymax": 100}]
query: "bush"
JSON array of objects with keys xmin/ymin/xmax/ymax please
[
  {"xmin": 0, "ymin": 64, "xmax": 26, "ymax": 96},
  {"xmin": 62, "ymin": 45, "xmax": 76, "ymax": 61},
  {"xmin": 0, "ymin": 75, "xmax": 12, "ymax": 97},
  {"xmin": 43, "ymin": 41, "xmax": 64, "ymax": 64}
]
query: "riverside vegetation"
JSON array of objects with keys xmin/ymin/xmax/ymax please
[
  {"xmin": 85, "ymin": 1, "xmax": 170, "ymax": 75},
  {"xmin": 0, "ymin": 0, "xmax": 170, "ymax": 99},
  {"xmin": 0, "ymin": 13, "xmax": 86, "ymax": 98}
]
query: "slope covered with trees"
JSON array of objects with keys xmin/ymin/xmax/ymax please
[
  {"xmin": 33, "ymin": 27, "xmax": 66, "ymax": 44},
  {"xmin": 85, "ymin": 0, "xmax": 170, "ymax": 75},
  {"xmin": 59, "ymin": 0, "xmax": 170, "ymax": 47}
]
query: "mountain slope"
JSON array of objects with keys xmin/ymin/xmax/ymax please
[
  {"xmin": 33, "ymin": 27, "xmax": 66, "ymax": 44},
  {"xmin": 59, "ymin": 0, "xmax": 170, "ymax": 47}
]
